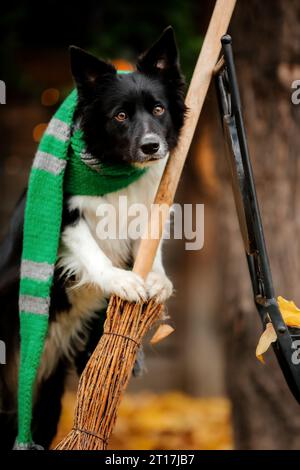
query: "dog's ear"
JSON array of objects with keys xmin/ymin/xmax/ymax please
[
  {"xmin": 136, "ymin": 26, "xmax": 180, "ymax": 74},
  {"xmin": 69, "ymin": 46, "xmax": 116, "ymax": 90}
]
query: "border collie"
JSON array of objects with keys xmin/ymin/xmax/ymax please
[{"xmin": 0, "ymin": 26, "xmax": 186, "ymax": 449}]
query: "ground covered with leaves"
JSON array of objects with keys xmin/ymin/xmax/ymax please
[{"xmin": 52, "ymin": 391, "xmax": 233, "ymax": 450}]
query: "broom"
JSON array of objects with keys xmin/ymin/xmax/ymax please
[{"xmin": 55, "ymin": 0, "xmax": 237, "ymax": 450}]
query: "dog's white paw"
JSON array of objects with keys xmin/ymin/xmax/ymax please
[
  {"xmin": 146, "ymin": 271, "xmax": 173, "ymax": 303},
  {"xmin": 101, "ymin": 267, "xmax": 147, "ymax": 302}
]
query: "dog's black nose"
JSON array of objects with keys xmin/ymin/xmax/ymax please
[{"xmin": 141, "ymin": 141, "xmax": 160, "ymax": 155}]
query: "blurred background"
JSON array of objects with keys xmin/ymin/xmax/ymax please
[{"xmin": 1, "ymin": 0, "xmax": 300, "ymax": 450}]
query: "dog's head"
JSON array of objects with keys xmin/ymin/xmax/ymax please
[{"xmin": 70, "ymin": 26, "xmax": 186, "ymax": 166}]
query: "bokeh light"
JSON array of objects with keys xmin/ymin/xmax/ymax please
[
  {"xmin": 33, "ymin": 123, "xmax": 48, "ymax": 142},
  {"xmin": 112, "ymin": 59, "xmax": 134, "ymax": 72},
  {"xmin": 41, "ymin": 88, "xmax": 60, "ymax": 106}
]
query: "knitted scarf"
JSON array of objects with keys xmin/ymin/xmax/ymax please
[{"xmin": 15, "ymin": 77, "xmax": 146, "ymax": 449}]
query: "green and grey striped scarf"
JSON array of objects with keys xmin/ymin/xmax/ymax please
[{"xmin": 15, "ymin": 81, "xmax": 146, "ymax": 449}]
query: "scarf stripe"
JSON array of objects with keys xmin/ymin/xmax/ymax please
[
  {"xmin": 21, "ymin": 260, "xmax": 53, "ymax": 281},
  {"xmin": 33, "ymin": 151, "xmax": 67, "ymax": 175},
  {"xmin": 46, "ymin": 118, "xmax": 70, "ymax": 142},
  {"xmin": 19, "ymin": 296, "xmax": 50, "ymax": 315}
]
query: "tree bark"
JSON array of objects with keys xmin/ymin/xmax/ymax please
[{"xmin": 217, "ymin": 0, "xmax": 300, "ymax": 449}]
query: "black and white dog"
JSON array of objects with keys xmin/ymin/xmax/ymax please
[{"xmin": 0, "ymin": 26, "xmax": 186, "ymax": 449}]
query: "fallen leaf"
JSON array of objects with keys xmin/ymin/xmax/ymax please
[
  {"xmin": 150, "ymin": 324, "xmax": 175, "ymax": 344},
  {"xmin": 256, "ymin": 322, "xmax": 277, "ymax": 363},
  {"xmin": 277, "ymin": 296, "xmax": 300, "ymax": 328}
]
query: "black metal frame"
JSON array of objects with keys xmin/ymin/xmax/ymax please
[{"xmin": 215, "ymin": 34, "xmax": 300, "ymax": 403}]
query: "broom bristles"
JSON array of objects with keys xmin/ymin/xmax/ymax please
[{"xmin": 55, "ymin": 295, "xmax": 164, "ymax": 450}]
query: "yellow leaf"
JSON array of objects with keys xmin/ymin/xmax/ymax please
[
  {"xmin": 150, "ymin": 324, "xmax": 175, "ymax": 344},
  {"xmin": 277, "ymin": 296, "xmax": 300, "ymax": 328},
  {"xmin": 256, "ymin": 322, "xmax": 277, "ymax": 363}
]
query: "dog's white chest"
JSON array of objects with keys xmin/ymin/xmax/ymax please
[{"xmin": 69, "ymin": 161, "xmax": 165, "ymax": 267}]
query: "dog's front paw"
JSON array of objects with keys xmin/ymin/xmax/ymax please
[
  {"xmin": 146, "ymin": 272, "xmax": 173, "ymax": 303},
  {"xmin": 102, "ymin": 267, "xmax": 147, "ymax": 302}
]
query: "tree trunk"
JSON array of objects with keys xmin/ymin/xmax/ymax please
[{"xmin": 217, "ymin": 0, "xmax": 300, "ymax": 449}]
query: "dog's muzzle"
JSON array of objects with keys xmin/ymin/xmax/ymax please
[{"xmin": 138, "ymin": 133, "xmax": 167, "ymax": 161}]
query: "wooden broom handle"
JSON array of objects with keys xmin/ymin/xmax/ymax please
[{"xmin": 133, "ymin": 0, "xmax": 237, "ymax": 279}]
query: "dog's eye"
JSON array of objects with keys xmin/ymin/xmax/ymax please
[
  {"xmin": 114, "ymin": 111, "xmax": 128, "ymax": 122},
  {"xmin": 153, "ymin": 104, "xmax": 165, "ymax": 116}
]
